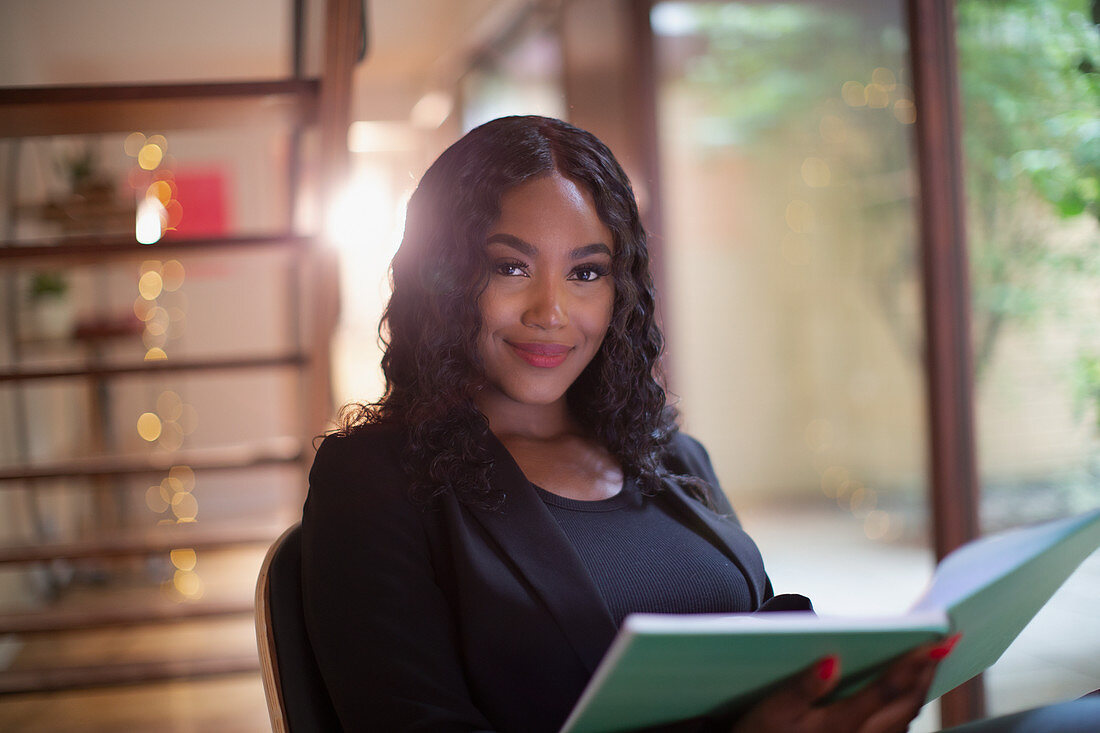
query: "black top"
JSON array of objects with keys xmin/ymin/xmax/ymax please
[{"xmin": 536, "ymin": 479, "xmax": 755, "ymax": 626}]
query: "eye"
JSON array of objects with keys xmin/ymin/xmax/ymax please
[
  {"xmin": 570, "ymin": 264, "xmax": 610, "ymax": 282},
  {"xmin": 494, "ymin": 260, "xmax": 528, "ymax": 277}
]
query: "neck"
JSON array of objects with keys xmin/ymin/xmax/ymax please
[{"xmin": 474, "ymin": 390, "xmax": 579, "ymax": 441}]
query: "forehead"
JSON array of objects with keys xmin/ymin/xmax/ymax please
[{"xmin": 490, "ymin": 173, "xmax": 613, "ymax": 252}]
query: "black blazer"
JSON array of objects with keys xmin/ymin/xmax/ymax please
[{"xmin": 301, "ymin": 425, "xmax": 774, "ymax": 733}]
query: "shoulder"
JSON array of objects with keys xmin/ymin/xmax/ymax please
[
  {"xmin": 662, "ymin": 430, "xmax": 735, "ymax": 516},
  {"xmin": 311, "ymin": 422, "xmax": 406, "ymax": 475},
  {"xmin": 306, "ymin": 422, "xmax": 413, "ymax": 514},
  {"xmin": 663, "ymin": 430, "xmax": 718, "ymax": 483}
]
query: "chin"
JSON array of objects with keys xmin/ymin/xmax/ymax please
[{"xmin": 502, "ymin": 383, "xmax": 571, "ymax": 407}]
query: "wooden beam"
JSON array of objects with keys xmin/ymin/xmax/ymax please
[
  {"xmin": 0, "ymin": 599, "xmax": 255, "ymax": 635},
  {"xmin": 0, "ymin": 437, "xmax": 302, "ymax": 483},
  {"xmin": 906, "ymin": 0, "xmax": 985, "ymax": 725},
  {"xmin": 0, "ymin": 80, "xmax": 319, "ymax": 138},
  {"xmin": 0, "ymin": 655, "xmax": 260, "ymax": 695},
  {"xmin": 0, "ymin": 353, "xmax": 306, "ymax": 384},
  {"xmin": 0, "ymin": 232, "xmax": 310, "ymax": 266},
  {"xmin": 0, "ymin": 521, "xmax": 284, "ymax": 564}
]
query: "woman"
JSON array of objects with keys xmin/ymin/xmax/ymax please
[{"xmin": 301, "ymin": 115, "xmax": 950, "ymax": 732}]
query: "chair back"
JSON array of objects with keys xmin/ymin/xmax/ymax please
[{"xmin": 256, "ymin": 523, "xmax": 341, "ymax": 732}]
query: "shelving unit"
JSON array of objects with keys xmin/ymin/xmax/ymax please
[{"xmin": 0, "ymin": 0, "xmax": 361, "ymax": 699}]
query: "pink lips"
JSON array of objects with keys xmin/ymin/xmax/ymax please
[{"xmin": 508, "ymin": 341, "xmax": 572, "ymax": 368}]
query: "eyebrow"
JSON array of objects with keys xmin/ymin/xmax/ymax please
[{"xmin": 486, "ymin": 233, "xmax": 612, "ymax": 260}]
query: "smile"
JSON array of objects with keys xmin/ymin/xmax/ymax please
[{"xmin": 507, "ymin": 341, "xmax": 572, "ymax": 368}]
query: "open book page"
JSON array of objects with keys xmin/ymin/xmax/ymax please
[
  {"xmin": 912, "ymin": 508, "xmax": 1100, "ymax": 699},
  {"xmin": 561, "ymin": 508, "xmax": 1100, "ymax": 733}
]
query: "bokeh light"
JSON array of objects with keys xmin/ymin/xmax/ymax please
[
  {"xmin": 820, "ymin": 465, "xmax": 849, "ymax": 498},
  {"xmin": 866, "ymin": 83, "xmax": 890, "ymax": 108},
  {"xmin": 171, "ymin": 492, "xmax": 198, "ymax": 522},
  {"xmin": 137, "ymin": 412, "xmax": 162, "ymax": 442},
  {"xmin": 144, "ymin": 347, "xmax": 168, "ymax": 361},
  {"xmin": 784, "ymin": 200, "xmax": 814, "ymax": 233},
  {"xmin": 138, "ymin": 270, "xmax": 163, "ymax": 300},
  {"xmin": 156, "ymin": 391, "xmax": 183, "ymax": 421},
  {"xmin": 173, "ymin": 569, "xmax": 204, "ymax": 599},
  {"xmin": 893, "ymin": 99, "xmax": 916, "ymax": 125},
  {"xmin": 147, "ymin": 180, "xmax": 173, "ymax": 206},
  {"xmin": 137, "ymin": 143, "xmax": 164, "ymax": 171},
  {"xmin": 162, "ymin": 476, "xmax": 183, "ymax": 495},
  {"xmin": 161, "ymin": 260, "xmax": 185, "ymax": 291},
  {"xmin": 841, "ymin": 80, "xmax": 867, "ymax": 107},
  {"xmin": 800, "ymin": 157, "xmax": 831, "ymax": 188},
  {"xmin": 170, "ymin": 548, "xmax": 197, "ymax": 571},
  {"xmin": 145, "ymin": 306, "xmax": 170, "ymax": 336},
  {"xmin": 871, "ymin": 67, "xmax": 897, "ymax": 90},
  {"xmin": 143, "ymin": 329, "xmax": 168, "ymax": 349},
  {"xmin": 124, "ymin": 132, "xmax": 146, "ymax": 157},
  {"xmin": 165, "ymin": 200, "xmax": 184, "ymax": 229},
  {"xmin": 136, "ymin": 197, "xmax": 167, "ymax": 244},
  {"xmin": 159, "ymin": 421, "xmax": 184, "ymax": 451},
  {"xmin": 170, "ymin": 465, "xmax": 195, "ymax": 492},
  {"xmin": 145, "ymin": 485, "xmax": 169, "ymax": 513},
  {"xmin": 134, "ymin": 297, "xmax": 155, "ymax": 321}
]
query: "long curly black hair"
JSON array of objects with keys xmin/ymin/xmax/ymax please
[{"xmin": 337, "ymin": 115, "xmax": 685, "ymax": 508}]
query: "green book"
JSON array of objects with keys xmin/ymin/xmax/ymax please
[{"xmin": 560, "ymin": 507, "xmax": 1100, "ymax": 733}]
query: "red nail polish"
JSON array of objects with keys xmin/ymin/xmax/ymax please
[
  {"xmin": 816, "ymin": 655, "xmax": 839, "ymax": 681},
  {"xmin": 929, "ymin": 633, "xmax": 962, "ymax": 661}
]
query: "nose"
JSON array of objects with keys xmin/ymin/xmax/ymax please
[{"xmin": 521, "ymin": 277, "xmax": 568, "ymax": 330}]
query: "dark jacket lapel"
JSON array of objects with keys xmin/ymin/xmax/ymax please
[
  {"xmin": 465, "ymin": 432, "xmax": 618, "ymax": 675},
  {"xmin": 659, "ymin": 480, "xmax": 770, "ymax": 609}
]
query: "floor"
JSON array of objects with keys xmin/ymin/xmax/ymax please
[
  {"xmin": 744, "ymin": 505, "xmax": 1100, "ymax": 732},
  {"xmin": 0, "ymin": 505, "xmax": 1097, "ymax": 732}
]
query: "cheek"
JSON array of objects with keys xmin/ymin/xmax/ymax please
[
  {"xmin": 583, "ymin": 290, "xmax": 615, "ymax": 345},
  {"xmin": 477, "ymin": 289, "xmax": 505, "ymax": 334}
]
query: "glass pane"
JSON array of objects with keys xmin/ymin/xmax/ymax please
[
  {"xmin": 652, "ymin": 5, "xmax": 936, "ymax": 724},
  {"xmin": 957, "ymin": 0, "xmax": 1100, "ymax": 714}
]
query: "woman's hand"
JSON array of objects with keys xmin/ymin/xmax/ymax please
[{"xmin": 729, "ymin": 635, "xmax": 960, "ymax": 733}]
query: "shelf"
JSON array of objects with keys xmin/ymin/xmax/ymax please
[
  {"xmin": 0, "ymin": 437, "xmax": 304, "ymax": 483},
  {"xmin": 0, "ymin": 598, "xmax": 255, "ymax": 635},
  {"xmin": 0, "ymin": 613, "xmax": 261, "ymax": 694},
  {"xmin": 0, "ymin": 352, "xmax": 307, "ymax": 384},
  {"xmin": 0, "ymin": 521, "xmax": 285, "ymax": 565},
  {"xmin": 0, "ymin": 232, "xmax": 311, "ymax": 266},
  {"xmin": 0, "ymin": 654, "xmax": 260, "ymax": 695},
  {"xmin": 0, "ymin": 79, "xmax": 319, "ymax": 137}
]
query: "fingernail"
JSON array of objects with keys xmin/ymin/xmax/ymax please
[
  {"xmin": 928, "ymin": 633, "xmax": 962, "ymax": 661},
  {"xmin": 816, "ymin": 655, "xmax": 839, "ymax": 681}
]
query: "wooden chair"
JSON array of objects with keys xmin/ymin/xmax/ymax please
[{"xmin": 255, "ymin": 523, "xmax": 341, "ymax": 732}]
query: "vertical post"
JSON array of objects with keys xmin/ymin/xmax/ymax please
[
  {"xmin": 301, "ymin": 0, "xmax": 361, "ymax": 445},
  {"xmin": 905, "ymin": 0, "xmax": 985, "ymax": 725},
  {"xmin": 559, "ymin": 0, "xmax": 668, "ymax": 362}
]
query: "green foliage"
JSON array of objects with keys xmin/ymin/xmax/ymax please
[
  {"xmin": 1075, "ymin": 352, "xmax": 1100, "ymax": 432},
  {"xmin": 957, "ymin": 0, "xmax": 1100, "ymax": 399},
  {"xmin": 28, "ymin": 271, "xmax": 68, "ymax": 300}
]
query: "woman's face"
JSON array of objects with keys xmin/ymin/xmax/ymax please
[{"xmin": 476, "ymin": 172, "xmax": 615, "ymax": 413}]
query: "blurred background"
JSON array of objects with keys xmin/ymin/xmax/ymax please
[{"xmin": 0, "ymin": 0, "xmax": 1097, "ymax": 730}]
